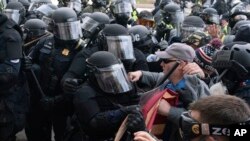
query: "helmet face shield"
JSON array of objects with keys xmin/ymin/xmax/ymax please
[
  {"xmin": 28, "ymin": 2, "xmax": 50, "ymax": 11},
  {"xmin": 171, "ymin": 10, "xmax": 184, "ymax": 24},
  {"xmin": 94, "ymin": 63, "xmax": 133, "ymax": 94},
  {"xmin": 36, "ymin": 4, "xmax": 54, "ymax": 17},
  {"xmin": 55, "ymin": 20, "xmax": 83, "ymax": 40},
  {"xmin": 42, "ymin": 16, "xmax": 54, "ymax": 31},
  {"xmin": 113, "ymin": 2, "xmax": 132, "ymax": 14},
  {"xmin": 67, "ymin": 1, "xmax": 82, "ymax": 13},
  {"xmin": 106, "ymin": 36, "xmax": 135, "ymax": 61},
  {"xmin": 81, "ymin": 16, "xmax": 99, "ymax": 33},
  {"xmin": 3, "ymin": 9, "xmax": 20, "ymax": 24}
]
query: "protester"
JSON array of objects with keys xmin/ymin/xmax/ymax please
[
  {"xmin": 134, "ymin": 95, "xmax": 250, "ymax": 141},
  {"xmin": 128, "ymin": 43, "xmax": 210, "ymax": 141}
]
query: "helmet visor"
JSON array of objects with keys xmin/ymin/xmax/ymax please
[
  {"xmin": 81, "ymin": 16, "xmax": 99, "ymax": 33},
  {"xmin": 36, "ymin": 4, "xmax": 54, "ymax": 17},
  {"xmin": 113, "ymin": 2, "xmax": 132, "ymax": 14},
  {"xmin": 55, "ymin": 20, "xmax": 83, "ymax": 40},
  {"xmin": 3, "ymin": 9, "xmax": 20, "ymax": 24},
  {"xmin": 67, "ymin": 2, "xmax": 82, "ymax": 13},
  {"xmin": 209, "ymin": 14, "xmax": 220, "ymax": 24},
  {"xmin": 28, "ymin": 2, "xmax": 50, "ymax": 11},
  {"xmin": 106, "ymin": 36, "xmax": 135, "ymax": 61},
  {"xmin": 170, "ymin": 10, "xmax": 184, "ymax": 24},
  {"xmin": 95, "ymin": 63, "xmax": 133, "ymax": 94}
]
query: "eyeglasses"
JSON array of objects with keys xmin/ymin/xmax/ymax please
[{"xmin": 161, "ymin": 59, "xmax": 178, "ymax": 64}]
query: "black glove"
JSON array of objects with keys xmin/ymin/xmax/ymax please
[
  {"xmin": 126, "ymin": 109, "xmax": 146, "ymax": 133},
  {"xmin": 121, "ymin": 105, "xmax": 141, "ymax": 115},
  {"xmin": 63, "ymin": 78, "xmax": 83, "ymax": 94},
  {"xmin": 21, "ymin": 56, "xmax": 32, "ymax": 71}
]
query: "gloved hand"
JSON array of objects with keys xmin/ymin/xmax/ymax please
[
  {"xmin": 21, "ymin": 56, "xmax": 33, "ymax": 71},
  {"xmin": 63, "ymin": 78, "xmax": 83, "ymax": 93},
  {"xmin": 126, "ymin": 109, "xmax": 146, "ymax": 133},
  {"xmin": 121, "ymin": 105, "xmax": 141, "ymax": 115}
]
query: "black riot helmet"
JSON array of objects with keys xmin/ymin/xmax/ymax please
[
  {"xmin": 92, "ymin": 0, "xmax": 107, "ymax": 7},
  {"xmin": 81, "ymin": 12, "xmax": 109, "ymax": 38},
  {"xmin": 97, "ymin": 24, "xmax": 135, "ymax": 61},
  {"xmin": 86, "ymin": 51, "xmax": 133, "ymax": 94},
  {"xmin": 229, "ymin": 5, "xmax": 248, "ymax": 28},
  {"xmin": 200, "ymin": 7, "xmax": 220, "ymax": 25},
  {"xmin": 28, "ymin": 0, "xmax": 52, "ymax": 11},
  {"xmin": 4, "ymin": 1, "xmax": 26, "ymax": 24},
  {"xmin": 67, "ymin": 0, "xmax": 82, "ymax": 14},
  {"xmin": 18, "ymin": 0, "xmax": 30, "ymax": 11},
  {"xmin": 110, "ymin": 0, "xmax": 133, "ymax": 27},
  {"xmin": 40, "ymin": 4, "xmax": 57, "ymax": 32},
  {"xmin": 159, "ymin": 0, "xmax": 173, "ymax": 9},
  {"xmin": 212, "ymin": 42, "xmax": 250, "ymax": 92},
  {"xmin": 231, "ymin": 20, "xmax": 250, "ymax": 35},
  {"xmin": 35, "ymin": 3, "xmax": 58, "ymax": 19},
  {"xmin": 52, "ymin": 7, "xmax": 82, "ymax": 40},
  {"xmin": 128, "ymin": 25, "xmax": 158, "ymax": 54},
  {"xmin": 161, "ymin": 3, "xmax": 184, "ymax": 24},
  {"xmin": 180, "ymin": 16, "xmax": 206, "ymax": 40},
  {"xmin": 23, "ymin": 18, "xmax": 47, "ymax": 41}
]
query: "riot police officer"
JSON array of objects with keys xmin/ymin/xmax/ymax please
[
  {"xmin": 70, "ymin": 51, "xmax": 144, "ymax": 141},
  {"xmin": 128, "ymin": 25, "xmax": 163, "ymax": 73},
  {"xmin": 36, "ymin": 4, "xmax": 58, "ymax": 32},
  {"xmin": 200, "ymin": 7, "xmax": 220, "ymax": 25},
  {"xmin": 62, "ymin": 24, "xmax": 148, "ymax": 94},
  {"xmin": 82, "ymin": 0, "xmax": 106, "ymax": 13},
  {"xmin": 25, "ymin": 7, "xmax": 84, "ymax": 141},
  {"xmin": 28, "ymin": 0, "xmax": 52, "ymax": 11},
  {"xmin": 96, "ymin": 24, "xmax": 149, "ymax": 72},
  {"xmin": 0, "ymin": 13, "xmax": 29, "ymax": 141},
  {"xmin": 173, "ymin": 16, "xmax": 206, "ymax": 44},
  {"xmin": 67, "ymin": 0, "xmax": 82, "ymax": 16},
  {"xmin": 3, "ymin": 1, "xmax": 26, "ymax": 25},
  {"xmin": 81, "ymin": 12, "xmax": 109, "ymax": 45},
  {"xmin": 110, "ymin": 0, "xmax": 134, "ymax": 27},
  {"xmin": 155, "ymin": 3, "xmax": 184, "ymax": 42},
  {"xmin": 212, "ymin": 41, "xmax": 250, "ymax": 105},
  {"xmin": 23, "ymin": 18, "xmax": 51, "ymax": 54}
]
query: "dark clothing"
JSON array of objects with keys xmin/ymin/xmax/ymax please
[
  {"xmin": 72, "ymin": 79, "xmax": 140, "ymax": 140},
  {"xmin": 25, "ymin": 36, "xmax": 84, "ymax": 141},
  {"xmin": 62, "ymin": 46, "xmax": 149, "ymax": 87},
  {"xmin": 0, "ymin": 14, "xmax": 29, "ymax": 141}
]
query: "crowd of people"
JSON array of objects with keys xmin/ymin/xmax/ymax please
[{"xmin": 1, "ymin": 0, "xmax": 250, "ymax": 141}]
